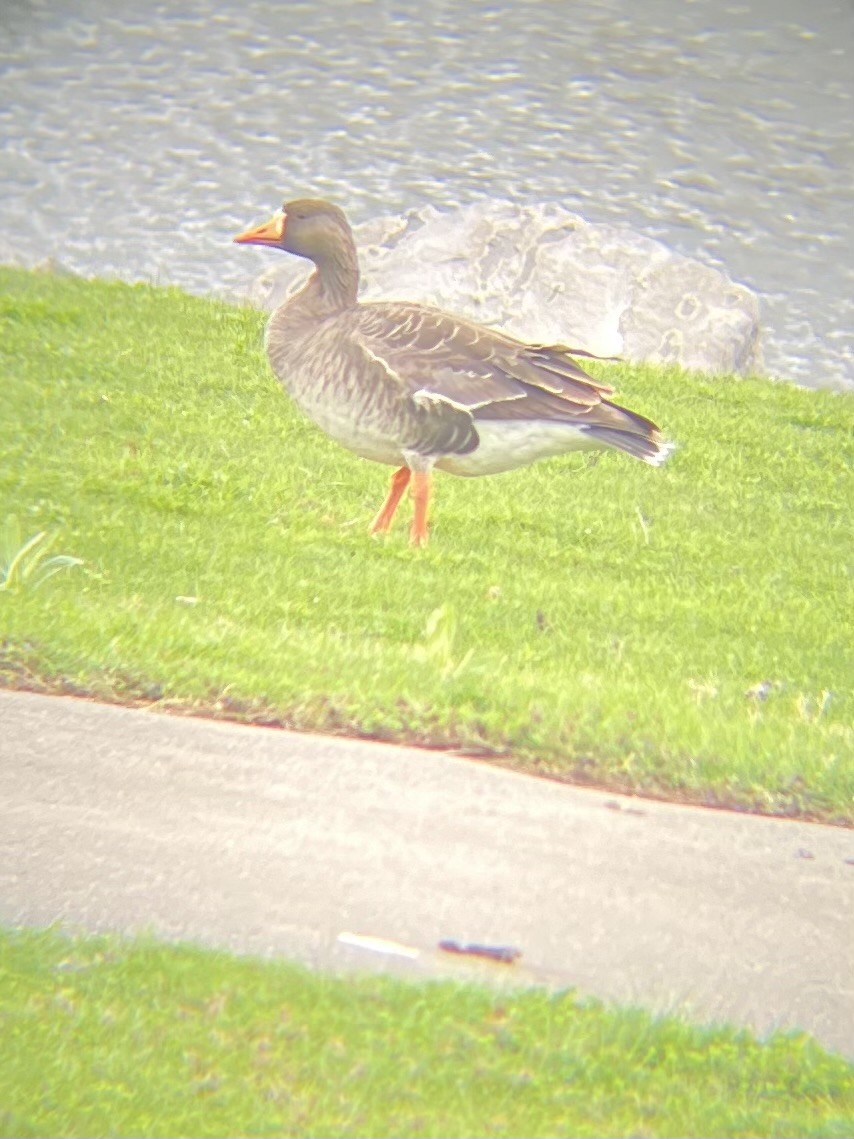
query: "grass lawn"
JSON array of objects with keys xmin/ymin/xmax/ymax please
[
  {"xmin": 0, "ymin": 266, "xmax": 852, "ymax": 821},
  {"xmin": 1, "ymin": 926, "xmax": 852, "ymax": 1138}
]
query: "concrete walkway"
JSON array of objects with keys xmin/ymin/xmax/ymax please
[{"xmin": 1, "ymin": 688, "xmax": 851, "ymax": 1057}]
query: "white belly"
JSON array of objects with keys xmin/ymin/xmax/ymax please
[{"xmin": 437, "ymin": 421, "xmax": 601, "ymax": 477}]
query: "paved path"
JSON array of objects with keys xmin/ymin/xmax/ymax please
[{"xmin": 1, "ymin": 688, "xmax": 851, "ymax": 1056}]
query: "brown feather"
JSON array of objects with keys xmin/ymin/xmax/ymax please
[
  {"xmin": 347, "ymin": 302, "xmax": 618, "ymax": 424},
  {"xmin": 249, "ymin": 198, "xmax": 669, "ymax": 472}
]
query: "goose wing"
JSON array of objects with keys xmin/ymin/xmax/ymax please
[
  {"xmin": 349, "ymin": 301, "xmax": 614, "ymax": 418},
  {"xmin": 346, "ymin": 302, "xmax": 663, "ymax": 461}
]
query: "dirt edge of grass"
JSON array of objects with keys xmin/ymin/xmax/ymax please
[
  {"xmin": 2, "ymin": 643, "xmax": 849, "ymax": 829},
  {"xmin": 2, "ymin": 924, "xmax": 852, "ymax": 1138}
]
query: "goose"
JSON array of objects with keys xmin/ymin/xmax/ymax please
[{"xmin": 234, "ymin": 198, "xmax": 671, "ymax": 545}]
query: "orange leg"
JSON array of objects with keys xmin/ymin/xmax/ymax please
[
  {"xmin": 370, "ymin": 466, "xmax": 411, "ymax": 534},
  {"xmin": 410, "ymin": 470, "xmax": 431, "ymax": 547}
]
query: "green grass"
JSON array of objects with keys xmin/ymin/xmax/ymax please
[
  {"xmin": 0, "ymin": 266, "xmax": 852, "ymax": 821},
  {"xmin": 1, "ymin": 926, "xmax": 851, "ymax": 1138}
]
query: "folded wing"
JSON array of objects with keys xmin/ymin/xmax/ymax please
[{"xmin": 347, "ymin": 302, "xmax": 663, "ymax": 462}]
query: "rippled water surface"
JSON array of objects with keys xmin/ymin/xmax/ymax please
[{"xmin": 2, "ymin": 0, "xmax": 852, "ymax": 388}]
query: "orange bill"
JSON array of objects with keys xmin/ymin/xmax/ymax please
[{"xmin": 233, "ymin": 210, "xmax": 285, "ymax": 246}]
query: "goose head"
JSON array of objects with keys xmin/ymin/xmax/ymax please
[{"xmin": 233, "ymin": 198, "xmax": 353, "ymax": 265}]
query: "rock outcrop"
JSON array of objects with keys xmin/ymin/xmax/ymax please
[{"xmin": 241, "ymin": 200, "xmax": 763, "ymax": 377}]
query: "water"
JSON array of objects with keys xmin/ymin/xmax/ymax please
[{"xmin": 2, "ymin": 0, "xmax": 852, "ymax": 389}]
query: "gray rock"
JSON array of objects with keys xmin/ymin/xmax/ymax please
[{"xmin": 241, "ymin": 200, "xmax": 763, "ymax": 377}]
